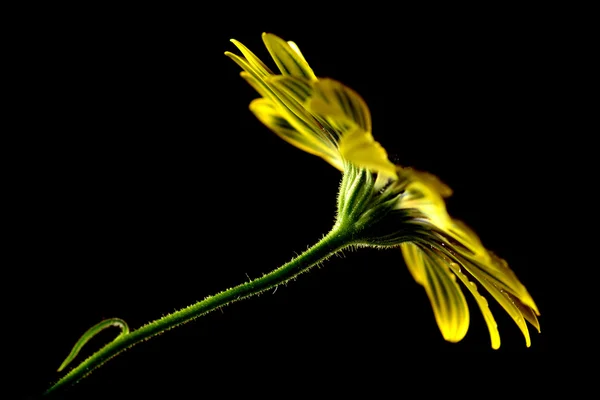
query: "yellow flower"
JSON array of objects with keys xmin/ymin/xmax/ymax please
[
  {"xmin": 227, "ymin": 33, "xmax": 540, "ymax": 348},
  {"xmin": 225, "ymin": 33, "xmax": 398, "ymax": 178}
]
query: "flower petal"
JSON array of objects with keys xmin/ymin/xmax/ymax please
[
  {"xmin": 401, "ymin": 242, "xmax": 427, "ymax": 285},
  {"xmin": 401, "ymin": 243, "xmax": 470, "ymax": 343},
  {"xmin": 229, "ymin": 48, "xmax": 342, "ymax": 169},
  {"xmin": 262, "ymin": 33, "xmax": 317, "ymax": 81},
  {"xmin": 307, "ymin": 78, "xmax": 371, "ymax": 132},
  {"xmin": 229, "ymin": 39, "xmax": 274, "ymax": 78},
  {"xmin": 287, "ymin": 41, "xmax": 309, "ymax": 63},
  {"xmin": 239, "ymin": 71, "xmax": 272, "ymax": 100},
  {"xmin": 266, "ymin": 75, "xmax": 342, "ymax": 149},
  {"xmin": 230, "ymin": 54, "xmax": 336, "ymax": 155},
  {"xmin": 447, "ymin": 221, "xmax": 540, "ymax": 315},
  {"xmin": 226, "ymin": 51, "xmax": 280, "ymax": 102},
  {"xmin": 338, "ymin": 127, "xmax": 398, "ymax": 178},
  {"xmin": 249, "ymin": 98, "xmax": 343, "ymax": 170},
  {"xmin": 407, "ymin": 169, "xmax": 453, "ymax": 198},
  {"xmin": 503, "ymin": 290, "xmax": 541, "ymax": 333},
  {"xmin": 267, "ymin": 75, "xmax": 313, "ymax": 104},
  {"xmin": 484, "ymin": 252, "xmax": 540, "ymax": 315},
  {"xmin": 431, "ymin": 218, "xmax": 539, "ymax": 347},
  {"xmin": 462, "ymin": 260, "xmax": 534, "ymax": 347},
  {"xmin": 446, "ymin": 261, "xmax": 501, "ymax": 349},
  {"xmin": 433, "ymin": 241, "xmax": 536, "ymax": 347},
  {"xmin": 396, "ymin": 176, "xmax": 452, "ymax": 230}
]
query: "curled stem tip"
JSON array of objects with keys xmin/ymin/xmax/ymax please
[{"xmin": 57, "ymin": 318, "xmax": 129, "ymax": 372}]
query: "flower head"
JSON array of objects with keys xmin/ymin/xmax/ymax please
[{"xmin": 226, "ymin": 34, "xmax": 540, "ymax": 348}]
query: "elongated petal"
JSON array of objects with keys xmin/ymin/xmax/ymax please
[
  {"xmin": 401, "ymin": 242, "xmax": 426, "ymax": 286},
  {"xmin": 447, "ymin": 219, "xmax": 487, "ymax": 258},
  {"xmin": 229, "ymin": 39, "xmax": 274, "ymax": 78},
  {"xmin": 307, "ymin": 78, "xmax": 371, "ymax": 132},
  {"xmin": 266, "ymin": 75, "xmax": 341, "ymax": 147},
  {"xmin": 401, "ymin": 243, "xmax": 470, "ymax": 343},
  {"xmin": 236, "ymin": 64, "xmax": 320, "ymax": 144},
  {"xmin": 229, "ymin": 48, "xmax": 333, "ymax": 150},
  {"xmin": 374, "ymin": 168, "xmax": 397, "ymax": 192},
  {"xmin": 268, "ymin": 89, "xmax": 339, "ymax": 160},
  {"xmin": 287, "ymin": 41, "xmax": 308, "ymax": 63},
  {"xmin": 338, "ymin": 126, "xmax": 398, "ymax": 178},
  {"xmin": 225, "ymin": 51, "xmax": 258, "ymax": 79},
  {"xmin": 226, "ymin": 51, "xmax": 280, "ymax": 102},
  {"xmin": 461, "ymin": 259, "xmax": 533, "ymax": 347},
  {"xmin": 446, "ymin": 260, "xmax": 501, "ymax": 349},
  {"xmin": 249, "ymin": 98, "xmax": 343, "ymax": 170},
  {"xmin": 230, "ymin": 51, "xmax": 342, "ymax": 169},
  {"xmin": 397, "ymin": 178, "xmax": 452, "ymax": 230},
  {"xmin": 408, "ymin": 169, "xmax": 453, "ymax": 198},
  {"xmin": 239, "ymin": 71, "xmax": 272, "ymax": 100},
  {"xmin": 485, "ymin": 252, "xmax": 539, "ymax": 315},
  {"xmin": 447, "ymin": 220, "xmax": 540, "ymax": 315},
  {"xmin": 503, "ymin": 290, "xmax": 541, "ymax": 333},
  {"xmin": 268, "ymin": 75, "xmax": 313, "ymax": 104},
  {"xmin": 262, "ymin": 33, "xmax": 317, "ymax": 81},
  {"xmin": 426, "ymin": 217, "xmax": 540, "ymax": 347}
]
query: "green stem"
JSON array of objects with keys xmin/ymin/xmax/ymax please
[{"xmin": 45, "ymin": 224, "xmax": 353, "ymax": 396}]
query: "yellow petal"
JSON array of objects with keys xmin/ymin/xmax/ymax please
[
  {"xmin": 437, "ymin": 217, "xmax": 540, "ymax": 346},
  {"xmin": 267, "ymin": 75, "xmax": 313, "ymax": 105},
  {"xmin": 338, "ymin": 127, "xmax": 398, "ymax": 179},
  {"xmin": 449, "ymin": 223, "xmax": 540, "ymax": 316},
  {"xmin": 503, "ymin": 290, "xmax": 541, "ymax": 333},
  {"xmin": 226, "ymin": 51, "xmax": 278, "ymax": 101},
  {"xmin": 396, "ymin": 177, "xmax": 451, "ymax": 229},
  {"xmin": 486, "ymin": 252, "xmax": 540, "ymax": 315},
  {"xmin": 460, "ymin": 258, "xmax": 533, "ymax": 347},
  {"xmin": 262, "ymin": 33, "xmax": 317, "ymax": 81},
  {"xmin": 447, "ymin": 219, "xmax": 487, "ymax": 258},
  {"xmin": 408, "ymin": 169, "xmax": 453, "ymax": 198},
  {"xmin": 230, "ymin": 51, "xmax": 341, "ymax": 168},
  {"xmin": 267, "ymin": 86, "xmax": 339, "ymax": 160},
  {"xmin": 401, "ymin": 243, "xmax": 470, "ymax": 343},
  {"xmin": 229, "ymin": 39, "xmax": 274, "ymax": 78},
  {"xmin": 249, "ymin": 98, "xmax": 343, "ymax": 170},
  {"xmin": 287, "ymin": 41, "xmax": 308, "ymax": 63},
  {"xmin": 225, "ymin": 51, "xmax": 257, "ymax": 77},
  {"xmin": 401, "ymin": 242, "xmax": 426, "ymax": 286},
  {"xmin": 230, "ymin": 52, "xmax": 334, "ymax": 153},
  {"xmin": 446, "ymin": 261, "xmax": 501, "ymax": 349},
  {"xmin": 307, "ymin": 78, "xmax": 371, "ymax": 132},
  {"xmin": 266, "ymin": 76, "xmax": 342, "ymax": 152}
]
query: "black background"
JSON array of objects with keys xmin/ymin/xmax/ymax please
[{"xmin": 9, "ymin": 4, "xmax": 574, "ymax": 399}]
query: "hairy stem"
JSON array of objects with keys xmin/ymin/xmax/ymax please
[{"xmin": 46, "ymin": 224, "xmax": 353, "ymax": 396}]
